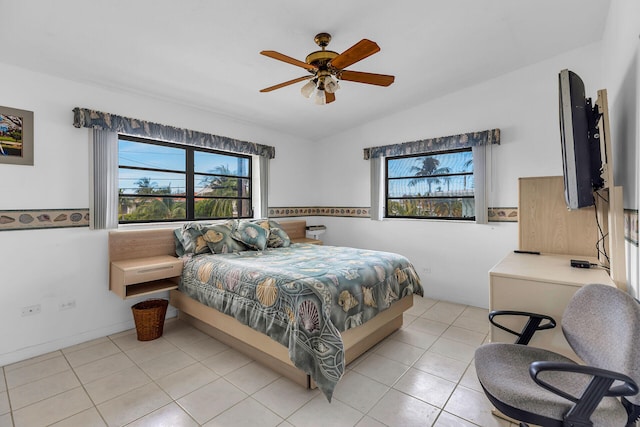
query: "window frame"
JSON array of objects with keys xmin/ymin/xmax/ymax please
[
  {"xmin": 384, "ymin": 147, "xmax": 476, "ymax": 221},
  {"xmin": 118, "ymin": 135, "xmax": 252, "ymax": 224}
]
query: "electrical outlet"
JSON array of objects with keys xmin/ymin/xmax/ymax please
[
  {"xmin": 21, "ymin": 304, "xmax": 41, "ymax": 316},
  {"xmin": 422, "ymin": 267, "xmax": 432, "ymax": 274},
  {"xmin": 59, "ymin": 299, "xmax": 76, "ymax": 311}
]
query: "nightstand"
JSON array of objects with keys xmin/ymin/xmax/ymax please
[{"xmin": 110, "ymin": 255, "xmax": 182, "ymax": 299}]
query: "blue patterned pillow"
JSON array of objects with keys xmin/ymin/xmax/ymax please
[
  {"xmin": 201, "ymin": 222, "xmax": 247, "ymax": 254},
  {"xmin": 250, "ymin": 218, "xmax": 271, "ymax": 233},
  {"xmin": 267, "ymin": 220, "xmax": 291, "ymax": 248},
  {"xmin": 173, "ymin": 223, "xmax": 211, "ymax": 256},
  {"xmin": 231, "ymin": 220, "xmax": 269, "ymax": 250}
]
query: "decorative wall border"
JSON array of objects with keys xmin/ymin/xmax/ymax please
[
  {"xmin": 0, "ymin": 207, "xmax": 633, "ymax": 241},
  {"xmin": 488, "ymin": 207, "xmax": 518, "ymax": 222},
  {"xmin": 0, "ymin": 209, "xmax": 90, "ymax": 231},
  {"xmin": 268, "ymin": 207, "xmax": 371, "ymax": 218},
  {"xmin": 624, "ymin": 209, "xmax": 638, "ymax": 246},
  {"xmin": 269, "ymin": 206, "xmax": 519, "ymax": 222}
]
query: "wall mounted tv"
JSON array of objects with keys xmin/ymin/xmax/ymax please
[{"xmin": 558, "ymin": 69, "xmax": 605, "ymax": 210}]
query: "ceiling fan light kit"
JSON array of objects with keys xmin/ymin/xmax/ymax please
[
  {"xmin": 314, "ymin": 89, "xmax": 326, "ymax": 105},
  {"xmin": 300, "ymin": 79, "xmax": 316, "ymax": 98},
  {"xmin": 260, "ymin": 32, "xmax": 394, "ymax": 105},
  {"xmin": 324, "ymin": 75, "xmax": 340, "ymax": 94}
]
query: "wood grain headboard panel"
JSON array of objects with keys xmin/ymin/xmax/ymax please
[
  {"xmin": 109, "ymin": 228, "xmax": 176, "ymax": 262},
  {"xmin": 278, "ymin": 220, "xmax": 306, "ymax": 240}
]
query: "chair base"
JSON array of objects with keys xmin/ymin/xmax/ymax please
[
  {"xmin": 622, "ymin": 398, "xmax": 640, "ymax": 427},
  {"xmin": 491, "ymin": 408, "xmax": 524, "ymax": 424},
  {"xmin": 481, "ymin": 383, "xmax": 563, "ymax": 427}
]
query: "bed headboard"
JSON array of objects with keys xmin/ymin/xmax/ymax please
[
  {"xmin": 277, "ymin": 220, "xmax": 306, "ymax": 241},
  {"xmin": 109, "ymin": 228, "xmax": 176, "ymax": 262},
  {"xmin": 108, "ymin": 220, "xmax": 307, "ymax": 262}
]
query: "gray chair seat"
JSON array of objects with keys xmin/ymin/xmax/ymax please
[
  {"xmin": 476, "ymin": 343, "xmax": 628, "ymax": 426},
  {"xmin": 475, "ymin": 284, "xmax": 640, "ymax": 426}
]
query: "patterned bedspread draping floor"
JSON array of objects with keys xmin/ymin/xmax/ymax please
[{"xmin": 179, "ymin": 243, "xmax": 423, "ymax": 400}]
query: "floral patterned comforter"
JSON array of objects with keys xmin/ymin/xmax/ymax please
[{"xmin": 178, "ymin": 243, "xmax": 423, "ymax": 400}]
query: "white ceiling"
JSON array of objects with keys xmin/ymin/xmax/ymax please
[{"xmin": 2, "ymin": 1, "xmax": 610, "ymax": 141}]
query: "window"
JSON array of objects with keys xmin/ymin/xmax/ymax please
[
  {"xmin": 118, "ymin": 136, "xmax": 251, "ymax": 223},
  {"xmin": 386, "ymin": 148, "xmax": 475, "ymax": 220}
]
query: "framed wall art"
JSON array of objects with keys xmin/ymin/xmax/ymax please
[{"xmin": 0, "ymin": 105, "xmax": 33, "ymax": 165}]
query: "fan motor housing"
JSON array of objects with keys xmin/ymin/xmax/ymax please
[{"xmin": 305, "ymin": 50, "xmax": 338, "ymax": 69}]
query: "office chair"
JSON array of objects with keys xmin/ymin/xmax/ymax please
[{"xmin": 475, "ymin": 284, "xmax": 640, "ymax": 426}]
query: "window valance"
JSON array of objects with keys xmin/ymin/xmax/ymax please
[
  {"xmin": 73, "ymin": 107, "xmax": 276, "ymax": 159},
  {"xmin": 363, "ymin": 128, "xmax": 500, "ymax": 160}
]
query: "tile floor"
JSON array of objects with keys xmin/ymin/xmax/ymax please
[{"xmin": 0, "ymin": 297, "xmax": 521, "ymax": 427}]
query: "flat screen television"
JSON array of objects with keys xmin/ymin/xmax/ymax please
[{"xmin": 558, "ymin": 69, "xmax": 604, "ymax": 209}]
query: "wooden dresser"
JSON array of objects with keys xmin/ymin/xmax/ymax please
[
  {"xmin": 489, "ymin": 251, "xmax": 615, "ymax": 361},
  {"xmin": 488, "ymin": 176, "xmax": 622, "ymax": 360}
]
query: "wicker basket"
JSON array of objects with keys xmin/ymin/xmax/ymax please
[{"xmin": 131, "ymin": 299, "xmax": 168, "ymax": 341}]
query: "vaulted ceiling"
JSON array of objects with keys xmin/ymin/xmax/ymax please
[{"xmin": 1, "ymin": 1, "xmax": 610, "ymax": 140}]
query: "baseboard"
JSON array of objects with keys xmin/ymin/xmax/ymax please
[{"xmin": 0, "ymin": 307, "xmax": 178, "ymax": 367}]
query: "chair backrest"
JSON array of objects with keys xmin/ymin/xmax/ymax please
[{"xmin": 562, "ymin": 284, "xmax": 640, "ymax": 405}]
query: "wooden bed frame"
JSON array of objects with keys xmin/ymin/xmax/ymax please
[{"xmin": 108, "ymin": 220, "xmax": 414, "ymax": 389}]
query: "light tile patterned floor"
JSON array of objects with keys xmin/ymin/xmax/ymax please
[{"xmin": 0, "ymin": 298, "xmax": 521, "ymax": 426}]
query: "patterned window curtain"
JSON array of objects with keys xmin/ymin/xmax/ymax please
[
  {"xmin": 89, "ymin": 129, "xmax": 119, "ymax": 229},
  {"xmin": 75, "ymin": 108, "xmax": 275, "ymax": 228},
  {"xmin": 364, "ymin": 129, "xmax": 500, "ymax": 222}
]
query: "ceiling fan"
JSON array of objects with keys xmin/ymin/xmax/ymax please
[{"xmin": 260, "ymin": 32, "xmax": 395, "ymax": 105}]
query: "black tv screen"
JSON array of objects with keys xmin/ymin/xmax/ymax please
[{"xmin": 558, "ymin": 69, "xmax": 604, "ymax": 209}]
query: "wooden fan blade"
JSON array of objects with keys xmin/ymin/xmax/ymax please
[
  {"xmin": 326, "ymin": 92, "xmax": 336, "ymax": 104},
  {"xmin": 260, "ymin": 50, "xmax": 318, "ymax": 70},
  {"xmin": 339, "ymin": 70, "xmax": 395, "ymax": 86},
  {"xmin": 260, "ymin": 76, "xmax": 311, "ymax": 92},
  {"xmin": 330, "ymin": 39, "xmax": 380, "ymax": 70}
]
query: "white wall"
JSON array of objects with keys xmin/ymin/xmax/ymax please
[
  {"xmin": 0, "ymin": 62, "xmax": 312, "ymax": 366},
  {"xmin": 312, "ymin": 1, "xmax": 640, "ymax": 305},
  {"xmin": 313, "ymin": 44, "xmax": 604, "ymax": 307},
  {"xmin": 602, "ymin": 0, "xmax": 640, "ymax": 298},
  {"xmin": 3, "ymin": 2, "xmax": 638, "ymax": 366}
]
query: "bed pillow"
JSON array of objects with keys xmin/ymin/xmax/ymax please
[
  {"xmin": 174, "ymin": 223, "xmax": 211, "ymax": 256},
  {"xmin": 201, "ymin": 222, "xmax": 247, "ymax": 254},
  {"xmin": 250, "ymin": 218, "xmax": 271, "ymax": 231},
  {"xmin": 266, "ymin": 220, "xmax": 291, "ymax": 248},
  {"xmin": 231, "ymin": 220, "xmax": 269, "ymax": 250}
]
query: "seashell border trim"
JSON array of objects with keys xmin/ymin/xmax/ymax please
[
  {"xmin": 267, "ymin": 206, "xmax": 520, "ymax": 223},
  {"xmin": 0, "ymin": 209, "xmax": 90, "ymax": 231},
  {"xmin": 0, "ymin": 207, "xmax": 635, "ymax": 247}
]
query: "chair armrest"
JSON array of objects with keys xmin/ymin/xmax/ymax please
[
  {"xmin": 489, "ymin": 310, "xmax": 556, "ymax": 345},
  {"xmin": 530, "ymin": 361, "xmax": 639, "ymax": 424}
]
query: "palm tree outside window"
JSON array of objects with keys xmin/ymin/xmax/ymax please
[
  {"xmin": 385, "ymin": 148, "xmax": 474, "ymax": 219},
  {"xmin": 118, "ymin": 136, "xmax": 252, "ymax": 223}
]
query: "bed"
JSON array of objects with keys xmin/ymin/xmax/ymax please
[{"xmin": 109, "ymin": 219, "xmax": 423, "ymax": 401}]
